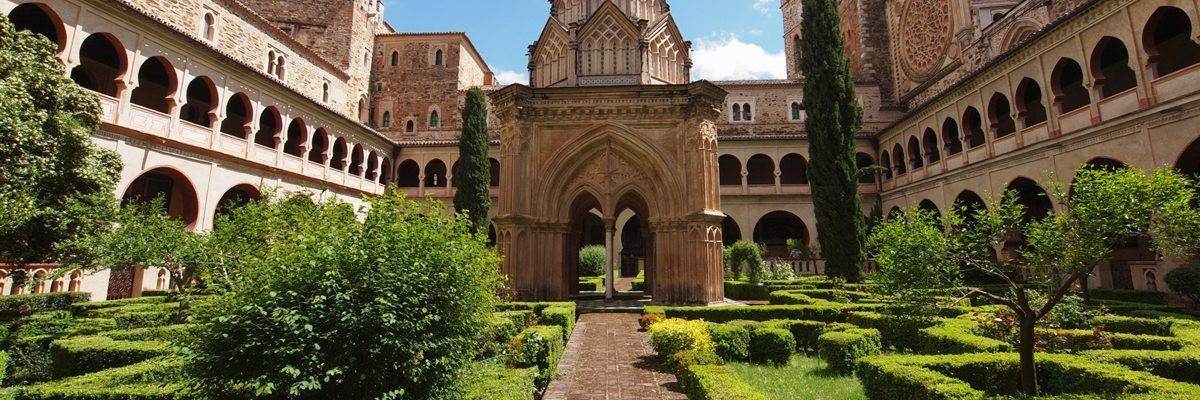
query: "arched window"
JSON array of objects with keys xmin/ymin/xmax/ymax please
[
  {"xmin": 276, "ymin": 56, "xmax": 286, "ymax": 79},
  {"xmin": 8, "ymin": 3, "xmax": 66, "ymax": 52},
  {"xmin": 406, "ymin": 119, "xmax": 416, "ymax": 133},
  {"xmin": 425, "ymin": 159, "xmax": 448, "ymax": 187},
  {"xmin": 366, "ymin": 151, "xmax": 380, "ymax": 181},
  {"xmin": 942, "ymin": 118, "xmax": 963, "ymax": 155},
  {"xmin": 790, "ymin": 102, "xmax": 805, "ymax": 122},
  {"xmin": 380, "ymin": 158, "xmax": 393, "ymax": 185},
  {"xmin": 122, "ymin": 167, "xmax": 200, "ymax": 227},
  {"xmin": 358, "ymin": 98, "xmax": 368, "ymax": 123},
  {"xmin": 856, "ymin": 153, "xmax": 877, "ymax": 184},
  {"xmin": 918, "ymin": 200, "xmax": 941, "ymax": 219},
  {"xmin": 732, "ymin": 103, "xmax": 742, "ymax": 121},
  {"xmin": 779, "ymin": 154, "xmax": 809, "ymax": 185},
  {"xmin": 391, "ymin": 51, "xmax": 399, "ymax": 67},
  {"xmin": 349, "ymin": 145, "xmax": 365, "ymax": 175},
  {"xmin": 221, "ymin": 93, "xmax": 252, "ymax": 138},
  {"xmin": 907, "ymin": 136, "xmax": 924, "ymax": 169},
  {"xmin": 1144, "ymin": 7, "xmax": 1200, "ymax": 78},
  {"xmin": 742, "ymin": 103, "xmax": 753, "ymax": 121},
  {"xmin": 267, "ymin": 51, "xmax": 276, "ymax": 75},
  {"xmin": 429, "ymin": 110, "xmax": 440, "ymax": 128},
  {"xmin": 397, "ymin": 160, "xmax": 420, "ymax": 187},
  {"xmin": 202, "ymin": 13, "xmax": 216, "ymax": 41},
  {"xmin": 435, "ymin": 49, "xmax": 444, "ymax": 66},
  {"xmin": 331, "ymin": 137, "xmax": 348, "ymax": 170},
  {"xmin": 988, "ymin": 93, "xmax": 1016, "ymax": 138},
  {"xmin": 1052, "ymin": 59, "xmax": 1090, "ymax": 113},
  {"xmin": 255, "ymin": 107, "xmax": 281, "ymax": 148},
  {"xmin": 922, "ymin": 128, "xmax": 941, "ymax": 163},
  {"xmin": 880, "ymin": 150, "xmax": 893, "ymax": 180},
  {"xmin": 753, "ymin": 211, "xmax": 808, "ymax": 258},
  {"xmin": 718, "ymin": 155, "xmax": 742, "ymax": 186},
  {"xmin": 746, "ymin": 154, "xmax": 775, "ymax": 185},
  {"xmin": 309, "ymin": 129, "xmax": 328, "ymax": 164},
  {"xmin": 1091, "ymin": 37, "xmax": 1138, "ymax": 99},
  {"xmin": 180, "ymin": 77, "xmax": 217, "ymax": 127},
  {"xmin": 156, "ymin": 269, "xmax": 168, "ymax": 290},
  {"xmin": 381, "ymin": 111, "xmax": 391, "ymax": 128},
  {"xmin": 892, "ymin": 144, "xmax": 907, "ymax": 175},
  {"xmin": 963, "ymin": 107, "xmax": 986, "ymax": 148},
  {"xmin": 322, "ymin": 82, "xmax": 330, "ymax": 103},
  {"xmin": 68, "ymin": 271, "xmax": 83, "ymax": 292},
  {"xmin": 130, "ymin": 57, "xmax": 175, "ymax": 113},
  {"xmin": 1015, "ymin": 78, "xmax": 1047, "ymax": 127},
  {"xmin": 490, "ymin": 158, "xmax": 501, "ymax": 187},
  {"xmin": 72, "ymin": 33, "xmax": 126, "ymax": 97},
  {"xmin": 33, "ymin": 271, "xmax": 46, "ymax": 294}
]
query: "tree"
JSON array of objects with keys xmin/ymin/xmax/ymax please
[
  {"xmin": 186, "ymin": 193, "xmax": 503, "ymax": 399},
  {"xmin": 868, "ymin": 168, "xmax": 1198, "ymax": 395},
  {"xmin": 453, "ymin": 87, "xmax": 492, "ymax": 233},
  {"xmin": 800, "ymin": 0, "xmax": 866, "ymax": 282},
  {"xmin": 61, "ymin": 200, "xmax": 209, "ymax": 303},
  {"xmin": 727, "ymin": 240, "xmax": 765, "ymax": 283},
  {"xmin": 0, "ymin": 16, "xmax": 121, "ymax": 265},
  {"xmin": 578, "ymin": 245, "xmax": 606, "ymax": 277}
]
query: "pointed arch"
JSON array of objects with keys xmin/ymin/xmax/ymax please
[{"xmin": 181, "ymin": 76, "xmax": 218, "ymax": 127}]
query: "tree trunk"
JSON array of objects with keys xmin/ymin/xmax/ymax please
[{"xmin": 1018, "ymin": 316, "xmax": 1039, "ymax": 395}]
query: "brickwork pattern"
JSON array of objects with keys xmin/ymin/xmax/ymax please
[{"xmin": 543, "ymin": 313, "xmax": 687, "ymax": 400}]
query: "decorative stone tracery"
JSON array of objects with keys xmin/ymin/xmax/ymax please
[{"xmin": 898, "ymin": 0, "xmax": 953, "ymax": 81}]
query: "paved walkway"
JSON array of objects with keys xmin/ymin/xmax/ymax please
[{"xmin": 543, "ymin": 313, "xmax": 688, "ymax": 400}]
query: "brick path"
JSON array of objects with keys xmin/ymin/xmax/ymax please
[{"xmin": 543, "ymin": 313, "xmax": 688, "ymax": 400}]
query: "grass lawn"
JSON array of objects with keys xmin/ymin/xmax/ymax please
[{"xmin": 726, "ymin": 355, "xmax": 866, "ymax": 400}]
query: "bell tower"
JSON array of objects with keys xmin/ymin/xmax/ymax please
[{"xmin": 529, "ymin": 0, "xmax": 691, "ymax": 88}]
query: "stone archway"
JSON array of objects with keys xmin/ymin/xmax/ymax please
[{"xmin": 490, "ymin": 83, "xmax": 727, "ymax": 304}]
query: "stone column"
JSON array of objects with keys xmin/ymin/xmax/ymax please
[{"xmin": 604, "ymin": 218, "xmax": 616, "ymax": 300}]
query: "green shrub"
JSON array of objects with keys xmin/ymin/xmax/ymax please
[
  {"xmin": 676, "ymin": 364, "xmax": 769, "ymax": 400},
  {"xmin": 97, "ymin": 324, "xmax": 196, "ymax": 343},
  {"xmin": 539, "ymin": 306, "xmax": 575, "ymax": 341},
  {"xmin": 767, "ymin": 290, "xmax": 818, "ymax": 305},
  {"xmin": 759, "ymin": 319, "xmax": 850, "ymax": 352},
  {"xmin": 184, "ymin": 194, "xmax": 503, "ymax": 399},
  {"xmin": 9, "ymin": 357, "xmax": 194, "ymax": 400},
  {"xmin": 49, "ymin": 336, "xmax": 170, "ymax": 378},
  {"xmin": 1091, "ymin": 315, "xmax": 1174, "ymax": 336},
  {"xmin": 1165, "ymin": 266, "xmax": 1200, "ymax": 306},
  {"xmin": 848, "ymin": 311, "xmax": 937, "ymax": 351},
  {"xmin": 664, "ymin": 304, "xmax": 847, "ymax": 323},
  {"xmin": 508, "ymin": 325, "xmax": 564, "ymax": 390},
  {"xmin": 0, "ymin": 293, "xmax": 90, "ymax": 320},
  {"xmin": 462, "ymin": 362, "xmax": 536, "ymax": 400},
  {"xmin": 6, "ymin": 335, "xmax": 54, "ymax": 384},
  {"xmin": 748, "ymin": 327, "xmax": 794, "ymax": 366},
  {"xmin": 577, "ymin": 276, "xmax": 603, "ymax": 292},
  {"xmin": 112, "ymin": 310, "xmax": 182, "ymax": 329},
  {"xmin": 855, "ymin": 355, "xmax": 982, "ymax": 400},
  {"xmin": 138, "ymin": 290, "xmax": 171, "ymax": 297},
  {"xmin": 1090, "ymin": 288, "xmax": 1170, "ymax": 305},
  {"xmin": 818, "ymin": 328, "xmax": 881, "ymax": 374},
  {"xmin": 648, "ymin": 318, "xmax": 714, "ymax": 356},
  {"xmin": 919, "ymin": 318, "xmax": 1012, "ymax": 354},
  {"xmin": 579, "ymin": 245, "xmax": 606, "ymax": 277},
  {"xmin": 669, "ymin": 348, "xmax": 723, "ymax": 373},
  {"xmin": 1084, "ymin": 350, "xmax": 1200, "ymax": 385},
  {"xmin": 707, "ymin": 324, "xmax": 750, "ymax": 362},
  {"xmin": 495, "ymin": 310, "xmax": 536, "ymax": 329},
  {"xmin": 724, "ymin": 281, "xmax": 770, "ymax": 301},
  {"xmin": 0, "ymin": 351, "xmax": 8, "ymax": 387},
  {"xmin": 71, "ymin": 296, "xmax": 167, "ymax": 314},
  {"xmin": 727, "ymin": 241, "xmax": 766, "ymax": 283}
]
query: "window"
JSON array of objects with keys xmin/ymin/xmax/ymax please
[
  {"xmin": 435, "ymin": 49, "xmax": 444, "ymax": 66},
  {"xmin": 1015, "ymin": 78, "xmax": 1047, "ymax": 127},
  {"xmin": 221, "ymin": 93, "xmax": 252, "ymax": 138},
  {"xmin": 742, "ymin": 103, "xmax": 753, "ymax": 121},
  {"xmin": 68, "ymin": 271, "xmax": 82, "ymax": 292},
  {"xmin": 381, "ymin": 111, "xmax": 391, "ymax": 128},
  {"xmin": 201, "ymin": 13, "xmax": 216, "ymax": 42},
  {"xmin": 71, "ymin": 33, "xmax": 126, "ymax": 97},
  {"xmin": 907, "ymin": 136, "xmax": 924, "ymax": 169},
  {"xmin": 309, "ymin": 129, "xmax": 328, "ymax": 164},
  {"xmin": 406, "ymin": 119, "xmax": 415, "ymax": 133},
  {"xmin": 391, "ymin": 51, "xmax": 399, "ymax": 67},
  {"xmin": 429, "ymin": 110, "xmax": 440, "ymax": 128},
  {"xmin": 267, "ymin": 51, "xmax": 276, "ymax": 75},
  {"xmin": 988, "ymin": 93, "xmax": 1016, "ymax": 138},
  {"xmin": 130, "ymin": 57, "xmax": 175, "ymax": 113},
  {"xmin": 963, "ymin": 107, "xmax": 986, "ymax": 148},
  {"xmin": 1091, "ymin": 37, "xmax": 1137, "ymax": 99},
  {"xmin": 942, "ymin": 118, "xmax": 963, "ymax": 155},
  {"xmin": 790, "ymin": 102, "xmax": 805, "ymax": 122},
  {"xmin": 732, "ymin": 104, "xmax": 742, "ymax": 121},
  {"xmin": 322, "ymin": 82, "xmax": 330, "ymax": 103},
  {"xmin": 1144, "ymin": 7, "xmax": 1200, "ymax": 78},
  {"xmin": 181, "ymin": 77, "xmax": 217, "ymax": 127},
  {"xmin": 1051, "ymin": 59, "xmax": 1090, "ymax": 113},
  {"xmin": 730, "ymin": 102, "xmax": 754, "ymax": 122},
  {"xmin": 922, "ymin": 128, "xmax": 940, "ymax": 163},
  {"xmin": 276, "ymin": 56, "xmax": 286, "ymax": 79},
  {"xmin": 156, "ymin": 269, "xmax": 168, "ymax": 290}
]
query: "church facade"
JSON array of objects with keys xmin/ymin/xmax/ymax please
[{"xmin": 2, "ymin": 0, "xmax": 1198, "ymax": 302}]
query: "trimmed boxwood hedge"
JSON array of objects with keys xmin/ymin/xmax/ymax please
[
  {"xmin": 463, "ymin": 362, "xmax": 537, "ymax": 400},
  {"xmin": 817, "ymin": 328, "xmax": 881, "ymax": 374},
  {"xmin": 49, "ymin": 336, "xmax": 170, "ymax": 378},
  {"xmin": 0, "ymin": 293, "xmax": 90, "ymax": 320},
  {"xmin": 1092, "ymin": 315, "xmax": 1174, "ymax": 336},
  {"xmin": 675, "ymin": 364, "xmax": 769, "ymax": 400},
  {"xmin": 758, "ymin": 319, "xmax": 853, "ymax": 352},
  {"xmin": 1090, "ymin": 288, "xmax": 1170, "ymax": 305},
  {"xmin": 540, "ymin": 306, "xmax": 575, "ymax": 341},
  {"xmin": 748, "ymin": 327, "xmax": 794, "ymax": 366},
  {"xmin": 919, "ymin": 318, "xmax": 1012, "ymax": 354},
  {"xmin": 508, "ymin": 325, "xmax": 565, "ymax": 390},
  {"xmin": 9, "ymin": 357, "xmax": 193, "ymax": 400},
  {"xmin": 96, "ymin": 324, "xmax": 197, "ymax": 343},
  {"xmin": 1084, "ymin": 350, "xmax": 1200, "ymax": 385},
  {"xmin": 664, "ymin": 304, "xmax": 848, "ymax": 323},
  {"xmin": 707, "ymin": 324, "xmax": 750, "ymax": 362}
]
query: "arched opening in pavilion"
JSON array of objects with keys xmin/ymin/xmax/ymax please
[
  {"xmin": 180, "ymin": 76, "xmax": 218, "ymax": 127},
  {"xmin": 753, "ymin": 211, "xmax": 808, "ymax": 258},
  {"xmin": 71, "ymin": 33, "xmax": 126, "ymax": 97},
  {"xmin": 8, "ymin": 3, "xmax": 66, "ymax": 52},
  {"xmin": 255, "ymin": 107, "xmax": 281, "ymax": 148},
  {"xmin": 130, "ymin": 56, "xmax": 175, "ymax": 113},
  {"xmin": 892, "ymin": 144, "xmax": 907, "ymax": 175},
  {"xmin": 923, "ymin": 128, "xmax": 941, "ymax": 163},
  {"xmin": 348, "ymin": 145, "xmax": 365, "ymax": 176},
  {"xmin": 963, "ymin": 107, "xmax": 986, "ymax": 148},
  {"xmin": 989, "ymin": 93, "xmax": 1017, "ymax": 138},
  {"xmin": 1091, "ymin": 37, "xmax": 1138, "ymax": 99},
  {"xmin": 564, "ymin": 193, "xmax": 604, "ymax": 295},
  {"xmin": 490, "ymin": 158, "xmax": 501, "ymax": 187},
  {"xmin": 1007, "ymin": 177, "xmax": 1054, "ymax": 222},
  {"xmin": 722, "ymin": 216, "xmax": 742, "ymax": 246},
  {"xmin": 220, "ymin": 93, "xmax": 252, "ymax": 138},
  {"xmin": 856, "ymin": 153, "xmax": 877, "ymax": 184},
  {"xmin": 1143, "ymin": 6, "xmax": 1200, "ymax": 78},
  {"xmin": 283, "ymin": 119, "xmax": 307, "ymax": 158},
  {"xmin": 1015, "ymin": 78, "xmax": 1047, "ymax": 127},
  {"xmin": 943, "ymin": 118, "xmax": 963, "ymax": 156},
  {"xmin": 308, "ymin": 129, "xmax": 328, "ymax": 164},
  {"xmin": 423, "ymin": 159, "xmax": 447, "ymax": 188},
  {"xmin": 746, "ymin": 154, "xmax": 775, "ymax": 185},
  {"xmin": 214, "ymin": 184, "xmax": 261, "ymax": 221},
  {"xmin": 907, "ymin": 136, "xmax": 924, "ymax": 169},
  {"xmin": 1052, "ymin": 58, "xmax": 1091, "ymax": 114},
  {"xmin": 121, "ymin": 167, "xmax": 199, "ymax": 228},
  {"xmin": 779, "ymin": 154, "xmax": 808, "ymax": 185},
  {"xmin": 396, "ymin": 160, "xmax": 420, "ymax": 187},
  {"xmin": 718, "ymin": 155, "xmax": 742, "ymax": 186},
  {"xmin": 330, "ymin": 138, "xmax": 348, "ymax": 171}
]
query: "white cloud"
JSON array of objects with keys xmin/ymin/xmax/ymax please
[
  {"xmin": 690, "ymin": 35, "xmax": 787, "ymax": 81},
  {"xmin": 494, "ymin": 69, "xmax": 529, "ymax": 85},
  {"xmin": 752, "ymin": 0, "xmax": 774, "ymax": 15}
]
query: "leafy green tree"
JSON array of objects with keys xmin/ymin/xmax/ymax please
[
  {"xmin": 800, "ymin": 0, "xmax": 866, "ymax": 282},
  {"xmin": 727, "ymin": 240, "xmax": 765, "ymax": 283},
  {"xmin": 1165, "ymin": 266, "xmax": 1200, "ymax": 306},
  {"xmin": 578, "ymin": 245, "xmax": 606, "ymax": 277},
  {"xmin": 186, "ymin": 193, "xmax": 503, "ymax": 399},
  {"xmin": 60, "ymin": 200, "xmax": 209, "ymax": 302},
  {"xmin": 0, "ymin": 16, "xmax": 121, "ymax": 265},
  {"xmin": 453, "ymin": 87, "xmax": 492, "ymax": 233},
  {"xmin": 869, "ymin": 168, "xmax": 1198, "ymax": 395}
]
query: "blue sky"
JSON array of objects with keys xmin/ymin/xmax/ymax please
[{"xmin": 383, "ymin": 0, "xmax": 789, "ymax": 83}]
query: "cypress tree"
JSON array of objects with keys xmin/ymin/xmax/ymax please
[
  {"xmin": 800, "ymin": 0, "xmax": 866, "ymax": 282},
  {"xmin": 453, "ymin": 87, "xmax": 492, "ymax": 233}
]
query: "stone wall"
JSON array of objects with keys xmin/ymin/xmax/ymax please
[{"xmin": 370, "ymin": 33, "xmax": 490, "ymax": 142}]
